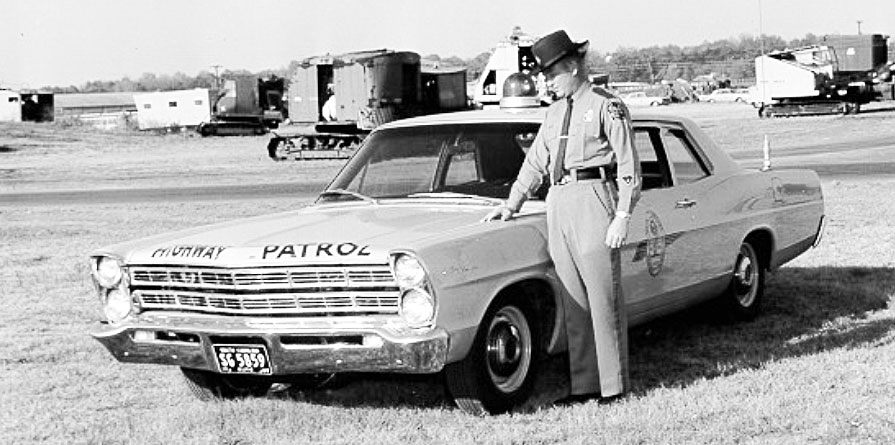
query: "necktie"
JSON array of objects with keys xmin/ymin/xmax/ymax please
[{"xmin": 552, "ymin": 97, "xmax": 573, "ymax": 184}]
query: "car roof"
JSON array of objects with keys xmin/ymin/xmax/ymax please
[
  {"xmin": 375, "ymin": 107, "xmax": 741, "ymax": 175},
  {"xmin": 379, "ymin": 106, "xmax": 692, "ymax": 130}
]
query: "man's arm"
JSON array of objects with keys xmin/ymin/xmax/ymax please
[
  {"xmin": 602, "ymin": 98, "xmax": 641, "ymax": 247},
  {"xmin": 603, "ymin": 98, "xmax": 641, "ymax": 214}
]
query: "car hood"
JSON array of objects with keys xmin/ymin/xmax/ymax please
[{"xmin": 94, "ymin": 202, "xmax": 497, "ymax": 267}]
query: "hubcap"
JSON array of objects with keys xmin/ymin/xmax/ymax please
[
  {"xmin": 485, "ymin": 306, "xmax": 532, "ymax": 393},
  {"xmin": 734, "ymin": 245, "xmax": 758, "ymax": 307}
]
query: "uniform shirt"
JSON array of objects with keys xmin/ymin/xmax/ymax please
[{"xmin": 506, "ymin": 81, "xmax": 642, "ymax": 214}]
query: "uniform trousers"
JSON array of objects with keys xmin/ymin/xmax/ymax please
[{"xmin": 546, "ymin": 179, "xmax": 629, "ymax": 397}]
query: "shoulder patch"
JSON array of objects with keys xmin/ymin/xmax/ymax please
[{"xmin": 606, "ymin": 99, "xmax": 627, "ymax": 121}]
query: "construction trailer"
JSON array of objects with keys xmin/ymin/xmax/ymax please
[
  {"xmin": 472, "ymin": 27, "xmax": 541, "ymax": 109},
  {"xmin": 268, "ymin": 49, "xmax": 468, "ymax": 160},
  {"xmin": 133, "ymin": 88, "xmax": 211, "ymax": 131},
  {"xmin": 197, "ymin": 75, "xmax": 286, "ymax": 136},
  {"xmin": 754, "ymin": 34, "xmax": 894, "ymax": 117}
]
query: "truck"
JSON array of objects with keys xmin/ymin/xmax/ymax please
[
  {"xmin": 267, "ymin": 49, "xmax": 468, "ymax": 160},
  {"xmin": 197, "ymin": 75, "xmax": 286, "ymax": 136},
  {"xmin": 753, "ymin": 34, "xmax": 894, "ymax": 117}
]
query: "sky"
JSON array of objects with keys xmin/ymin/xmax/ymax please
[{"xmin": 2, "ymin": 0, "xmax": 895, "ymax": 89}]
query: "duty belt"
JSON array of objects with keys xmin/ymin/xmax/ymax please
[{"xmin": 555, "ymin": 166, "xmax": 614, "ymax": 185}]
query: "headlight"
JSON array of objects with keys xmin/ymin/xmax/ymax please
[
  {"xmin": 104, "ymin": 288, "xmax": 132, "ymax": 323},
  {"xmin": 391, "ymin": 252, "xmax": 436, "ymax": 328},
  {"xmin": 393, "ymin": 254, "xmax": 427, "ymax": 289},
  {"xmin": 399, "ymin": 289, "xmax": 435, "ymax": 328},
  {"xmin": 94, "ymin": 257, "xmax": 123, "ymax": 289}
]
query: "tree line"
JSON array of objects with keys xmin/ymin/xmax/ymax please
[{"xmin": 45, "ymin": 33, "xmax": 894, "ymax": 93}]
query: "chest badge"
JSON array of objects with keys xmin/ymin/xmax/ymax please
[{"xmin": 583, "ymin": 109, "xmax": 594, "ymax": 122}]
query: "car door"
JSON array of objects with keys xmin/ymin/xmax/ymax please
[{"xmin": 622, "ymin": 123, "xmax": 713, "ymax": 322}]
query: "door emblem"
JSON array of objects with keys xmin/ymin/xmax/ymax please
[{"xmin": 644, "ymin": 210, "xmax": 666, "ymax": 277}]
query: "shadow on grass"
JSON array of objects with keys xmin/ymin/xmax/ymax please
[
  {"xmin": 627, "ymin": 266, "xmax": 895, "ymax": 392},
  {"xmin": 271, "ymin": 266, "xmax": 895, "ymax": 412}
]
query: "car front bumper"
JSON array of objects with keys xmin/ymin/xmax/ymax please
[{"xmin": 92, "ymin": 312, "xmax": 449, "ymax": 374}]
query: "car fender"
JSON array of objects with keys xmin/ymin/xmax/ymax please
[{"xmin": 408, "ymin": 215, "xmax": 565, "ymax": 363}]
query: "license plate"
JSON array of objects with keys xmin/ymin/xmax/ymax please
[{"xmin": 213, "ymin": 344, "xmax": 272, "ymax": 374}]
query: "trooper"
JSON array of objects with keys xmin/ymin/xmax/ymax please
[{"xmin": 483, "ymin": 29, "xmax": 641, "ymax": 402}]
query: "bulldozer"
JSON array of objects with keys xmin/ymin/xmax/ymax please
[
  {"xmin": 753, "ymin": 34, "xmax": 893, "ymax": 117},
  {"xmin": 197, "ymin": 75, "xmax": 286, "ymax": 136}
]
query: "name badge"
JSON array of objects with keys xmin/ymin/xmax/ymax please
[{"xmin": 583, "ymin": 109, "xmax": 594, "ymax": 122}]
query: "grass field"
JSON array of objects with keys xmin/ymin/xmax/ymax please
[{"xmin": 2, "ymin": 103, "xmax": 895, "ymax": 444}]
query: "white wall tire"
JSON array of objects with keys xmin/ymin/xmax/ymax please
[
  {"xmin": 444, "ymin": 296, "xmax": 541, "ymax": 415},
  {"xmin": 719, "ymin": 242, "xmax": 765, "ymax": 321}
]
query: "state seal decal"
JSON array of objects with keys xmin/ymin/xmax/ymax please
[{"xmin": 645, "ymin": 210, "xmax": 666, "ymax": 277}]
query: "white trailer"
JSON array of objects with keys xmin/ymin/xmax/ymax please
[
  {"xmin": 134, "ymin": 89, "xmax": 211, "ymax": 130},
  {"xmin": 0, "ymin": 90, "xmax": 22, "ymax": 122}
]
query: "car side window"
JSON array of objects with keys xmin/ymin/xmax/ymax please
[
  {"xmin": 662, "ymin": 128, "xmax": 708, "ymax": 185},
  {"xmin": 633, "ymin": 127, "xmax": 671, "ymax": 190}
]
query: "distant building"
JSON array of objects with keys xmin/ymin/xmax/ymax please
[
  {"xmin": 0, "ymin": 89, "xmax": 55, "ymax": 122},
  {"xmin": 133, "ymin": 89, "xmax": 211, "ymax": 130},
  {"xmin": 54, "ymin": 92, "xmax": 136, "ymax": 129},
  {"xmin": 0, "ymin": 90, "xmax": 21, "ymax": 121}
]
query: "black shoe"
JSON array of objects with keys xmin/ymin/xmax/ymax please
[
  {"xmin": 553, "ymin": 393, "xmax": 599, "ymax": 406},
  {"xmin": 598, "ymin": 393, "xmax": 623, "ymax": 404},
  {"xmin": 554, "ymin": 392, "xmax": 623, "ymax": 406}
]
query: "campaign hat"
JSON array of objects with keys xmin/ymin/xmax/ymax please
[{"xmin": 531, "ymin": 30, "xmax": 589, "ymax": 73}]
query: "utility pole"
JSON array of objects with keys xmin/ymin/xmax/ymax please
[
  {"xmin": 857, "ymin": 20, "xmax": 863, "ymax": 35},
  {"xmin": 211, "ymin": 64, "xmax": 222, "ymax": 90}
]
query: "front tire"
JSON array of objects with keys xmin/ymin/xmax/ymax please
[
  {"xmin": 719, "ymin": 242, "xmax": 764, "ymax": 321},
  {"xmin": 444, "ymin": 296, "xmax": 541, "ymax": 416},
  {"xmin": 181, "ymin": 368, "xmax": 271, "ymax": 401}
]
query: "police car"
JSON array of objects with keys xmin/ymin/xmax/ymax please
[{"xmin": 88, "ymin": 74, "xmax": 825, "ymax": 415}]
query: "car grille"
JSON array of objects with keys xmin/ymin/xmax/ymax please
[{"xmin": 128, "ymin": 265, "xmax": 399, "ymax": 316}]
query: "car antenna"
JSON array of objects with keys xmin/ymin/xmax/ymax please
[{"xmin": 761, "ymin": 134, "xmax": 772, "ymax": 171}]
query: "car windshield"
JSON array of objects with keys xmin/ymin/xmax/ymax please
[{"xmin": 322, "ymin": 122, "xmax": 542, "ymax": 202}]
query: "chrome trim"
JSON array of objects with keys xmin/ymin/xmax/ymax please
[
  {"xmin": 91, "ymin": 314, "xmax": 448, "ymax": 374},
  {"xmin": 812, "ymin": 215, "xmax": 827, "ymax": 248},
  {"xmin": 130, "ymin": 265, "xmax": 395, "ymax": 290},
  {"xmin": 135, "ymin": 290, "xmax": 399, "ymax": 315},
  {"xmin": 128, "ymin": 264, "xmax": 400, "ymax": 316}
]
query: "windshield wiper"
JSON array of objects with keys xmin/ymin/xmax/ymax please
[
  {"xmin": 407, "ymin": 192, "xmax": 504, "ymax": 206},
  {"xmin": 319, "ymin": 189, "xmax": 379, "ymax": 204}
]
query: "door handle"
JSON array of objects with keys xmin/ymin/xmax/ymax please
[{"xmin": 675, "ymin": 198, "xmax": 697, "ymax": 209}]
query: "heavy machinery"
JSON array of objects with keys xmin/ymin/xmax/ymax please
[
  {"xmin": 267, "ymin": 49, "xmax": 468, "ymax": 160},
  {"xmin": 472, "ymin": 26, "xmax": 542, "ymax": 109},
  {"xmin": 753, "ymin": 34, "xmax": 894, "ymax": 117},
  {"xmin": 197, "ymin": 75, "xmax": 286, "ymax": 136}
]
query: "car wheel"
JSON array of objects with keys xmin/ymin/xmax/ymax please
[
  {"xmin": 180, "ymin": 368, "xmax": 272, "ymax": 401},
  {"xmin": 719, "ymin": 242, "xmax": 764, "ymax": 320},
  {"xmin": 650, "ymin": 101, "xmax": 659, "ymax": 107},
  {"xmin": 735, "ymin": 97, "xmax": 744, "ymax": 103},
  {"xmin": 444, "ymin": 296, "xmax": 541, "ymax": 416}
]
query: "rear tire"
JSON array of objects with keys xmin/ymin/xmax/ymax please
[
  {"xmin": 181, "ymin": 368, "xmax": 271, "ymax": 401},
  {"xmin": 444, "ymin": 295, "xmax": 541, "ymax": 416},
  {"xmin": 718, "ymin": 242, "xmax": 764, "ymax": 321}
]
